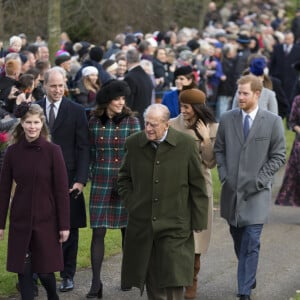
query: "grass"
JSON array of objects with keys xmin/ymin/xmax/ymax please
[{"xmin": 0, "ymin": 120, "xmax": 295, "ymax": 297}]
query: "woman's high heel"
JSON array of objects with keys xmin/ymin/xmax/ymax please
[{"xmin": 86, "ymin": 283, "xmax": 103, "ymax": 299}]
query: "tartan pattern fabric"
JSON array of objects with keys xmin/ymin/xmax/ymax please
[{"xmin": 89, "ymin": 115, "xmax": 140, "ymax": 228}]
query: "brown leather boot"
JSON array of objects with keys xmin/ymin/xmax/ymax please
[{"xmin": 184, "ymin": 254, "xmax": 201, "ymax": 299}]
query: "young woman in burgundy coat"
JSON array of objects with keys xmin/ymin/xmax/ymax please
[{"xmin": 0, "ymin": 103, "xmax": 70, "ymax": 300}]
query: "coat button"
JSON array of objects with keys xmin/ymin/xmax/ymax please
[
  {"xmin": 114, "ymin": 137, "xmax": 118, "ymax": 140},
  {"xmin": 155, "ymin": 179, "xmax": 159, "ymax": 183},
  {"xmin": 154, "ymin": 198, "xmax": 158, "ymax": 203},
  {"xmin": 156, "ymin": 160, "xmax": 160, "ymax": 164},
  {"xmin": 100, "ymin": 137, "xmax": 104, "ymax": 140},
  {"xmin": 152, "ymin": 217, "xmax": 157, "ymax": 221},
  {"xmin": 115, "ymin": 158, "xmax": 119, "ymax": 162}
]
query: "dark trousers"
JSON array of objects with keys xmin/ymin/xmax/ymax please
[
  {"xmin": 60, "ymin": 228, "xmax": 79, "ymax": 280},
  {"xmin": 230, "ymin": 224, "xmax": 263, "ymax": 296}
]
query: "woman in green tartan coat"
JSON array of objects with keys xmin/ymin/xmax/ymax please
[{"xmin": 87, "ymin": 80, "xmax": 140, "ymax": 298}]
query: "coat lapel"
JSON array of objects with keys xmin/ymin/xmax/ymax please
[
  {"xmin": 51, "ymin": 97, "xmax": 68, "ymax": 132},
  {"xmin": 245, "ymin": 109, "xmax": 264, "ymax": 144}
]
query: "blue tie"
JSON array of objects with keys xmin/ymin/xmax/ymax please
[{"xmin": 243, "ymin": 114, "xmax": 250, "ymax": 140}]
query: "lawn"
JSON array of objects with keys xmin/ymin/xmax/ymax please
[{"xmin": 0, "ymin": 120, "xmax": 296, "ymax": 297}]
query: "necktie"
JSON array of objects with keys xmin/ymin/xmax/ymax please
[
  {"xmin": 243, "ymin": 114, "xmax": 250, "ymax": 140},
  {"xmin": 48, "ymin": 103, "xmax": 55, "ymax": 129}
]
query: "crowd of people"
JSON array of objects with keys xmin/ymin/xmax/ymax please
[{"xmin": 0, "ymin": 1, "xmax": 299, "ymax": 299}]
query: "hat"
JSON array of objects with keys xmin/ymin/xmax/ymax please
[
  {"xmin": 187, "ymin": 39, "xmax": 200, "ymax": 52},
  {"xmin": 179, "ymin": 88, "xmax": 206, "ymax": 104},
  {"xmin": 19, "ymin": 33, "xmax": 27, "ymax": 39},
  {"xmin": 55, "ymin": 50, "xmax": 70, "ymax": 57},
  {"xmin": 55, "ymin": 54, "xmax": 71, "ymax": 66},
  {"xmin": 125, "ymin": 34, "xmax": 137, "ymax": 45},
  {"xmin": 174, "ymin": 65, "xmax": 193, "ymax": 78},
  {"xmin": 73, "ymin": 41, "xmax": 90, "ymax": 59},
  {"xmin": 89, "ymin": 46, "xmax": 103, "ymax": 62},
  {"xmin": 82, "ymin": 66, "xmax": 99, "ymax": 77},
  {"xmin": 19, "ymin": 53, "xmax": 28, "ymax": 64},
  {"xmin": 96, "ymin": 79, "xmax": 131, "ymax": 105},
  {"xmin": 250, "ymin": 57, "xmax": 266, "ymax": 76},
  {"xmin": 236, "ymin": 33, "xmax": 250, "ymax": 44}
]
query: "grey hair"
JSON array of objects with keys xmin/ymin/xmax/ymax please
[
  {"xmin": 126, "ymin": 49, "xmax": 140, "ymax": 64},
  {"xmin": 143, "ymin": 104, "xmax": 170, "ymax": 122},
  {"xmin": 44, "ymin": 66, "xmax": 66, "ymax": 84}
]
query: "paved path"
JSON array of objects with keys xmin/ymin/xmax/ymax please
[{"xmin": 7, "ymin": 166, "xmax": 300, "ymax": 300}]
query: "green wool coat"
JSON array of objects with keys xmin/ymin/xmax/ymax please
[{"xmin": 118, "ymin": 127, "xmax": 209, "ymax": 293}]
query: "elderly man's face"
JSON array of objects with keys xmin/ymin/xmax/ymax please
[{"xmin": 144, "ymin": 112, "xmax": 169, "ymax": 141}]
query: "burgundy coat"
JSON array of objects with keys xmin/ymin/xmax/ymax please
[{"xmin": 0, "ymin": 135, "xmax": 70, "ymax": 273}]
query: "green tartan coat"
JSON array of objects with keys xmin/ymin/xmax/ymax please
[
  {"xmin": 89, "ymin": 113, "xmax": 140, "ymax": 228},
  {"xmin": 118, "ymin": 127, "xmax": 208, "ymax": 292}
]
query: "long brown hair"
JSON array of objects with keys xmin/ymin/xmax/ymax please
[{"xmin": 11, "ymin": 103, "xmax": 50, "ymax": 144}]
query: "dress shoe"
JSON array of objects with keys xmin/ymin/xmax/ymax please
[
  {"xmin": 239, "ymin": 295, "xmax": 251, "ymax": 300},
  {"xmin": 86, "ymin": 282, "xmax": 103, "ymax": 298},
  {"xmin": 59, "ymin": 278, "xmax": 74, "ymax": 292}
]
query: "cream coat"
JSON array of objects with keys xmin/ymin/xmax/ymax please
[{"xmin": 170, "ymin": 114, "xmax": 218, "ymax": 254}]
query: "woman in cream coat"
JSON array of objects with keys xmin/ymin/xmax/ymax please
[{"xmin": 169, "ymin": 88, "xmax": 218, "ymax": 299}]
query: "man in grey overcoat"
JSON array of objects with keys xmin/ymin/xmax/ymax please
[
  {"xmin": 214, "ymin": 74, "xmax": 286, "ymax": 300},
  {"xmin": 118, "ymin": 103, "xmax": 209, "ymax": 300}
]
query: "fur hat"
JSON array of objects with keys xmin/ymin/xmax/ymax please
[
  {"xmin": 174, "ymin": 65, "xmax": 193, "ymax": 78},
  {"xmin": 179, "ymin": 88, "xmax": 206, "ymax": 104},
  {"xmin": 54, "ymin": 54, "xmax": 71, "ymax": 66},
  {"xmin": 82, "ymin": 66, "xmax": 98, "ymax": 77},
  {"xmin": 96, "ymin": 79, "xmax": 131, "ymax": 105},
  {"xmin": 89, "ymin": 46, "xmax": 103, "ymax": 62},
  {"xmin": 249, "ymin": 57, "xmax": 266, "ymax": 76}
]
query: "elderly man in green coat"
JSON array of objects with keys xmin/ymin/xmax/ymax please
[{"xmin": 118, "ymin": 103, "xmax": 209, "ymax": 299}]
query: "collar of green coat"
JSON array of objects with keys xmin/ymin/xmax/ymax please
[{"xmin": 138, "ymin": 127, "xmax": 178, "ymax": 148}]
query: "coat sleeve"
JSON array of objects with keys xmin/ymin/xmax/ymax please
[
  {"xmin": 0, "ymin": 148, "xmax": 13, "ymax": 229},
  {"xmin": 188, "ymin": 140, "xmax": 209, "ymax": 231},
  {"xmin": 255, "ymin": 116, "xmax": 286, "ymax": 190},
  {"xmin": 214, "ymin": 117, "xmax": 227, "ymax": 183},
  {"xmin": 74, "ymin": 105, "xmax": 89, "ymax": 184},
  {"xmin": 267, "ymin": 90, "xmax": 278, "ymax": 115},
  {"xmin": 52, "ymin": 145, "xmax": 70, "ymax": 230}
]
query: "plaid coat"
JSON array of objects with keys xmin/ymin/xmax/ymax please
[{"xmin": 89, "ymin": 112, "xmax": 140, "ymax": 228}]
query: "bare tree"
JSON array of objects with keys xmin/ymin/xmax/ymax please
[{"xmin": 48, "ymin": 0, "xmax": 61, "ymax": 64}]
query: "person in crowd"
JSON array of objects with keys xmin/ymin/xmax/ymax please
[
  {"xmin": 152, "ymin": 46, "xmax": 174, "ymax": 92},
  {"xmin": 204, "ymin": 1, "xmax": 222, "ymax": 27},
  {"xmin": 118, "ymin": 103, "xmax": 208, "ymax": 300},
  {"xmin": 169, "ymin": 88, "xmax": 218, "ymax": 299},
  {"xmin": 0, "ymin": 103, "xmax": 70, "ymax": 300},
  {"xmin": 115, "ymin": 55, "xmax": 127, "ymax": 80},
  {"xmin": 291, "ymin": 8, "xmax": 300, "ymax": 44},
  {"xmin": 214, "ymin": 74, "xmax": 286, "ymax": 300},
  {"xmin": 103, "ymin": 33, "xmax": 125, "ymax": 59},
  {"xmin": 216, "ymin": 43, "xmax": 237, "ymax": 121},
  {"xmin": 36, "ymin": 45, "xmax": 50, "ymax": 62},
  {"xmin": 233, "ymin": 33, "xmax": 251, "ymax": 83},
  {"xmin": 75, "ymin": 46, "xmax": 111, "ymax": 85},
  {"xmin": 15, "ymin": 73, "xmax": 35, "ymax": 106},
  {"xmin": 19, "ymin": 33, "xmax": 28, "ymax": 51},
  {"xmin": 0, "ymin": 58, "xmax": 22, "ymax": 113},
  {"xmin": 73, "ymin": 66, "xmax": 100, "ymax": 109},
  {"xmin": 124, "ymin": 48, "xmax": 153, "ymax": 128},
  {"xmin": 231, "ymin": 57, "xmax": 278, "ymax": 115},
  {"xmin": 269, "ymin": 31, "xmax": 300, "ymax": 107},
  {"xmin": 36, "ymin": 67, "xmax": 89, "ymax": 293},
  {"xmin": 87, "ymin": 79, "xmax": 140, "ymax": 298},
  {"xmin": 162, "ymin": 65, "xmax": 197, "ymax": 118},
  {"xmin": 275, "ymin": 88, "xmax": 300, "ymax": 206},
  {"xmin": 25, "ymin": 67, "xmax": 45, "ymax": 101},
  {"xmin": 2, "ymin": 35, "xmax": 22, "ymax": 57},
  {"xmin": 140, "ymin": 59, "xmax": 157, "ymax": 104},
  {"xmin": 54, "ymin": 53, "xmax": 73, "ymax": 90},
  {"xmin": 102, "ymin": 59, "xmax": 118, "ymax": 78}
]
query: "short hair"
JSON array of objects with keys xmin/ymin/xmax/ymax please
[
  {"xmin": 143, "ymin": 104, "xmax": 170, "ymax": 123},
  {"xmin": 5, "ymin": 59, "xmax": 21, "ymax": 76},
  {"xmin": 126, "ymin": 49, "xmax": 140, "ymax": 64},
  {"xmin": 44, "ymin": 67, "xmax": 65, "ymax": 85},
  {"xmin": 237, "ymin": 74, "xmax": 263, "ymax": 93}
]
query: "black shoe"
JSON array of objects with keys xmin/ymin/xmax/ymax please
[
  {"xmin": 86, "ymin": 284, "xmax": 103, "ymax": 298},
  {"xmin": 251, "ymin": 280, "xmax": 256, "ymax": 289},
  {"xmin": 239, "ymin": 295, "xmax": 251, "ymax": 300},
  {"xmin": 59, "ymin": 278, "xmax": 74, "ymax": 292}
]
